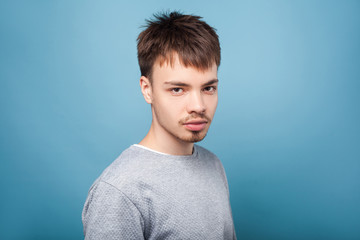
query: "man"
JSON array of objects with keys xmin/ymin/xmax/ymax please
[{"xmin": 82, "ymin": 11, "xmax": 236, "ymax": 239}]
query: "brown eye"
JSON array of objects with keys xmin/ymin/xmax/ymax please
[
  {"xmin": 171, "ymin": 88, "xmax": 184, "ymax": 95},
  {"xmin": 204, "ymin": 86, "xmax": 216, "ymax": 93}
]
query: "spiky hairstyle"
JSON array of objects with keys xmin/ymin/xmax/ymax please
[{"xmin": 137, "ymin": 11, "xmax": 221, "ymax": 79}]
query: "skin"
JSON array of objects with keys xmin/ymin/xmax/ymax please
[{"xmin": 139, "ymin": 56, "xmax": 218, "ymax": 155}]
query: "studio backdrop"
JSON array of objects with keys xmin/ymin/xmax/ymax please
[{"xmin": 1, "ymin": 0, "xmax": 359, "ymax": 239}]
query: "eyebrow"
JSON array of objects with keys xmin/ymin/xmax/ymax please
[{"xmin": 164, "ymin": 79, "xmax": 219, "ymax": 87}]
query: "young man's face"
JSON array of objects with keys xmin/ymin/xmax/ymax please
[{"xmin": 147, "ymin": 56, "xmax": 218, "ymax": 143}]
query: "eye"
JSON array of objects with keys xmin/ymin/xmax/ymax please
[
  {"xmin": 170, "ymin": 88, "xmax": 184, "ymax": 95},
  {"xmin": 203, "ymin": 86, "xmax": 217, "ymax": 94}
]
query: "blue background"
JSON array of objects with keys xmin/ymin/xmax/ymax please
[{"xmin": 1, "ymin": 0, "xmax": 359, "ymax": 239}]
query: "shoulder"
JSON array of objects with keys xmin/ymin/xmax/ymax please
[
  {"xmin": 82, "ymin": 179, "xmax": 145, "ymax": 238},
  {"xmin": 93, "ymin": 145, "xmax": 147, "ymax": 191},
  {"xmin": 195, "ymin": 144, "xmax": 226, "ymax": 172},
  {"xmin": 195, "ymin": 144, "xmax": 221, "ymax": 162},
  {"xmin": 195, "ymin": 144, "xmax": 229, "ymax": 187}
]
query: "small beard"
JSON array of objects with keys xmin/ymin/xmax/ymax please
[
  {"xmin": 177, "ymin": 113, "xmax": 211, "ymax": 142},
  {"xmin": 178, "ymin": 131, "xmax": 207, "ymax": 143}
]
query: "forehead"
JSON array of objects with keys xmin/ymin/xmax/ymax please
[{"xmin": 151, "ymin": 56, "xmax": 218, "ymax": 85}]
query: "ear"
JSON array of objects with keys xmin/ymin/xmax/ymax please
[{"xmin": 140, "ymin": 76, "xmax": 153, "ymax": 104}]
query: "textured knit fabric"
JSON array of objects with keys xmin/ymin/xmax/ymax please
[{"xmin": 82, "ymin": 144, "xmax": 236, "ymax": 240}]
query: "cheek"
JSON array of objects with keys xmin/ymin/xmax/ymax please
[
  {"xmin": 206, "ymin": 95, "xmax": 218, "ymax": 111},
  {"xmin": 155, "ymin": 97, "xmax": 181, "ymax": 121},
  {"xmin": 158, "ymin": 94, "xmax": 186, "ymax": 112}
]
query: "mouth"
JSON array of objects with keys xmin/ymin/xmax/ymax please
[{"xmin": 183, "ymin": 119, "xmax": 208, "ymax": 131}]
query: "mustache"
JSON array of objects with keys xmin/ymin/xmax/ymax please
[{"xmin": 179, "ymin": 113, "xmax": 211, "ymax": 125}]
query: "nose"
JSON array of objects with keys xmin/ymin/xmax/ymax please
[{"xmin": 186, "ymin": 91, "xmax": 206, "ymax": 114}]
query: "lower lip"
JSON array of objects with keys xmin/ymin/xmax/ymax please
[{"xmin": 184, "ymin": 123, "xmax": 207, "ymax": 131}]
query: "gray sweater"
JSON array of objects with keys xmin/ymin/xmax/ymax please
[{"xmin": 82, "ymin": 144, "xmax": 236, "ymax": 239}]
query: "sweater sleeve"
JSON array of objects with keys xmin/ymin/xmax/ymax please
[{"xmin": 82, "ymin": 180, "xmax": 145, "ymax": 240}]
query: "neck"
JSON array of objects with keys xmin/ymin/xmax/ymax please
[{"xmin": 139, "ymin": 122, "xmax": 194, "ymax": 155}]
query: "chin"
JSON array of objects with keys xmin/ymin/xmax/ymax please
[{"xmin": 179, "ymin": 131, "xmax": 207, "ymax": 143}]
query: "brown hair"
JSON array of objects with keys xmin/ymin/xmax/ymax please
[{"xmin": 137, "ymin": 11, "xmax": 221, "ymax": 79}]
